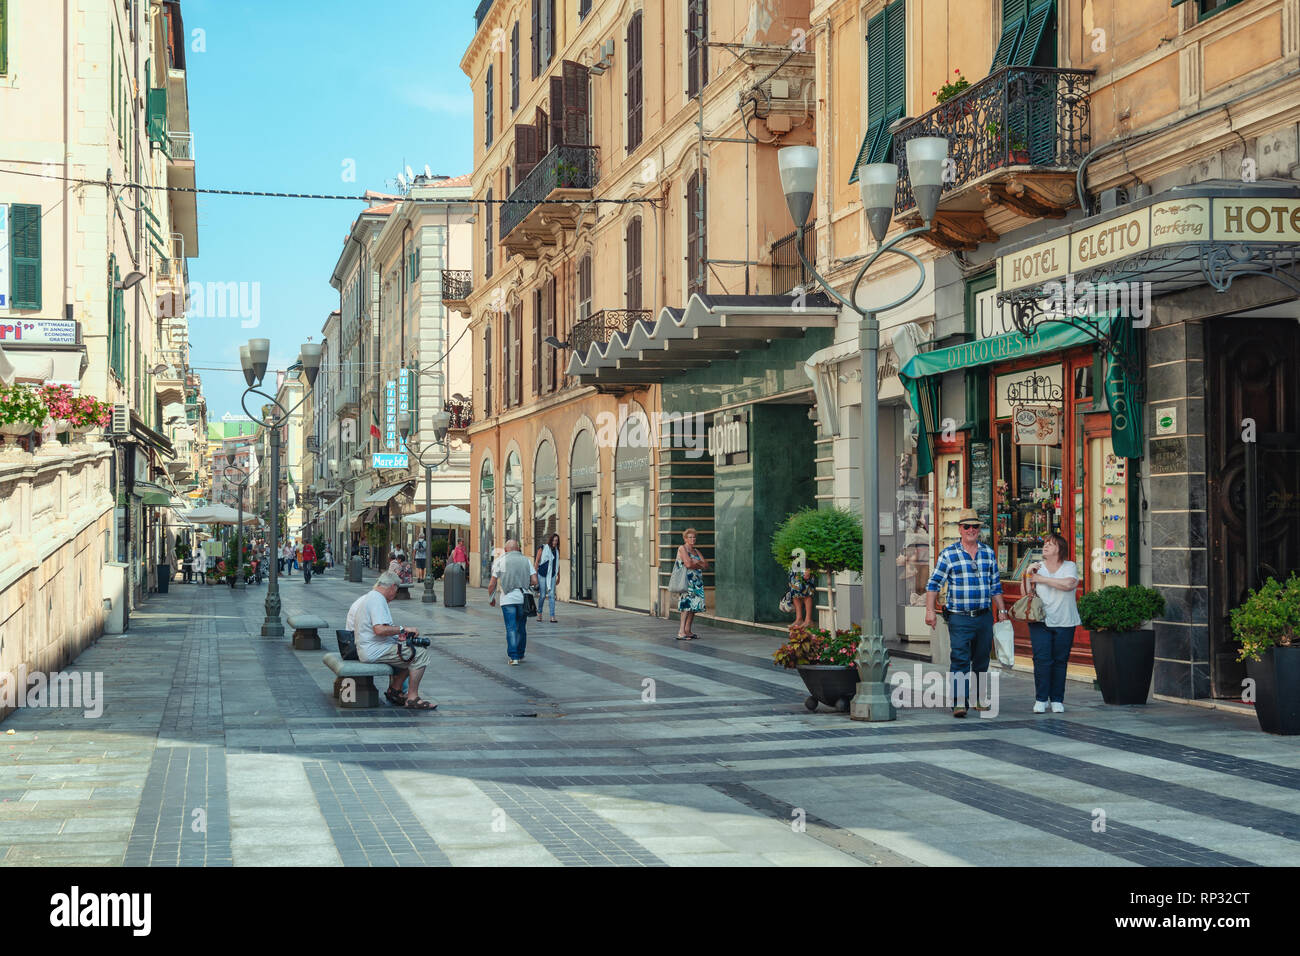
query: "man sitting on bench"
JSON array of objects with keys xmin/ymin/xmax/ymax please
[{"xmin": 344, "ymin": 571, "xmax": 436, "ymax": 710}]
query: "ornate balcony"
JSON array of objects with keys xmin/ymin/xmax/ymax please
[
  {"xmin": 500, "ymin": 146, "xmax": 599, "ymax": 259},
  {"xmin": 570, "ymin": 309, "xmax": 653, "ymax": 358},
  {"xmin": 891, "ymin": 66, "xmax": 1093, "ymax": 251},
  {"xmin": 441, "ymin": 270, "xmax": 472, "ymax": 305}
]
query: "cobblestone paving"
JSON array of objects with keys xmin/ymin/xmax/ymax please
[{"xmin": 1, "ymin": 573, "xmax": 1298, "ymax": 866}]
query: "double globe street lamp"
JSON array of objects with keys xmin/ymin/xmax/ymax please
[
  {"xmin": 239, "ymin": 337, "xmax": 322, "ymax": 637},
  {"xmin": 222, "ymin": 462, "xmax": 252, "ymax": 590},
  {"xmin": 398, "ymin": 407, "xmax": 453, "ymax": 604},
  {"xmin": 777, "ymin": 135, "xmax": 949, "ymax": 722}
]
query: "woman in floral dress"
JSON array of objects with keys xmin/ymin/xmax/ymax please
[
  {"xmin": 788, "ymin": 567, "xmax": 816, "ymax": 629},
  {"xmin": 675, "ymin": 528, "xmax": 708, "ymax": 640}
]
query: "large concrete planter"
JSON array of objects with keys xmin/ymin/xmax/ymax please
[
  {"xmin": 1247, "ymin": 645, "xmax": 1300, "ymax": 735},
  {"xmin": 1091, "ymin": 629, "xmax": 1154, "ymax": 705}
]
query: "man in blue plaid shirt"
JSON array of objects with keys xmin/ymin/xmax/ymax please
[{"xmin": 926, "ymin": 508, "xmax": 1009, "ymax": 717}]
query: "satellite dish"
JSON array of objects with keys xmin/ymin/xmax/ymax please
[
  {"xmin": 396, "ymin": 173, "xmax": 407, "ymax": 189},
  {"xmin": 405, "ymin": 165, "xmax": 415, "ymax": 183},
  {"xmin": 424, "ymin": 164, "xmax": 432, "ymax": 178}
]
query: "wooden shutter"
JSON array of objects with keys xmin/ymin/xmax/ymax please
[
  {"xmin": 530, "ymin": 0, "xmax": 540, "ymax": 79},
  {"xmin": 536, "ymin": 104, "xmax": 550, "ymax": 156},
  {"xmin": 1013, "ymin": 0, "xmax": 1056, "ymax": 67},
  {"xmin": 532, "ymin": 286, "xmax": 542, "ymax": 396},
  {"xmin": 626, "ymin": 218, "xmax": 642, "ymax": 310},
  {"xmin": 513, "ymin": 308, "xmax": 522, "ymax": 406},
  {"xmin": 627, "ymin": 13, "xmax": 643, "ymax": 152},
  {"xmin": 484, "ymin": 327, "xmax": 492, "ymax": 416},
  {"xmin": 992, "ymin": 0, "xmax": 1028, "ymax": 70},
  {"xmin": 2, "ymin": 0, "xmax": 9, "ymax": 76},
  {"xmin": 514, "ymin": 124, "xmax": 539, "ymax": 181},
  {"xmin": 511, "ymin": 23, "xmax": 520, "ymax": 111},
  {"xmin": 485, "ymin": 188, "xmax": 495, "ymax": 279},
  {"xmin": 547, "ymin": 276, "xmax": 557, "ymax": 391},
  {"xmin": 547, "ymin": 78, "xmax": 563, "ymax": 150},
  {"xmin": 484, "ymin": 66, "xmax": 494, "ymax": 147},
  {"xmin": 545, "ymin": 0, "xmax": 556, "ymax": 66},
  {"xmin": 9, "ymin": 204, "xmax": 41, "ymax": 310},
  {"xmin": 686, "ymin": 172, "xmax": 706, "ymax": 296},
  {"xmin": 562, "ymin": 61, "xmax": 590, "ymax": 147},
  {"xmin": 851, "ymin": 8, "xmax": 888, "ymax": 184}
]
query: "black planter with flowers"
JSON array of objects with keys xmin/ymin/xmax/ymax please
[{"xmin": 775, "ymin": 624, "xmax": 863, "ymax": 713}]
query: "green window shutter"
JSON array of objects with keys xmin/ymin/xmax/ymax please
[
  {"xmin": 868, "ymin": 106, "xmax": 904, "ymax": 165},
  {"xmin": 9, "ymin": 204, "xmax": 42, "ymax": 310},
  {"xmin": 885, "ymin": 1, "xmax": 906, "ymax": 116},
  {"xmin": 865, "ymin": 8, "xmax": 887, "ymax": 121},
  {"xmin": 992, "ymin": 0, "xmax": 1028, "ymax": 70},
  {"xmin": 848, "ymin": 117, "xmax": 883, "ymax": 185},
  {"xmin": 852, "ymin": 3, "xmax": 903, "ymax": 183},
  {"xmin": 1012, "ymin": 0, "xmax": 1056, "ymax": 67},
  {"xmin": 1, "ymin": 0, "xmax": 9, "ymax": 75},
  {"xmin": 1171, "ymin": 0, "xmax": 1192, "ymax": 6}
]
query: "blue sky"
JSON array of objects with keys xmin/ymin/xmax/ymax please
[{"xmin": 181, "ymin": 0, "xmax": 475, "ymax": 422}]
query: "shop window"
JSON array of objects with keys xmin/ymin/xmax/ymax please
[{"xmin": 896, "ymin": 412, "xmax": 933, "ymax": 612}]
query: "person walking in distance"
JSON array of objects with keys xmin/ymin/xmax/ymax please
[
  {"xmin": 192, "ymin": 547, "xmax": 207, "ymax": 586},
  {"xmin": 925, "ymin": 509, "xmax": 1010, "ymax": 717},
  {"xmin": 1024, "ymin": 532, "xmax": 1081, "ymax": 713},
  {"xmin": 302, "ymin": 540, "xmax": 316, "ymax": 584},
  {"xmin": 675, "ymin": 528, "xmax": 708, "ymax": 640},
  {"xmin": 414, "ymin": 534, "xmax": 428, "ymax": 583},
  {"xmin": 535, "ymin": 533, "xmax": 560, "ymax": 623},
  {"xmin": 488, "ymin": 540, "xmax": 538, "ymax": 664}
]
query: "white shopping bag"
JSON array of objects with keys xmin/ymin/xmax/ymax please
[{"xmin": 992, "ymin": 619, "xmax": 1015, "ymax": 668}]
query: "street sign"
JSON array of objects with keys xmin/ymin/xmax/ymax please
[{"xmin": 372, "ymin": 452, "xmax": 409, "ymax": 469}]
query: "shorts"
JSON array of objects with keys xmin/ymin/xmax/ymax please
[
  {"xmin": 365, "ymin": 642, "xmax": 431, "ymax": 670},
  {"xmin": 415, "ymin": 558, "xmax": 427, "ymax": 569}
]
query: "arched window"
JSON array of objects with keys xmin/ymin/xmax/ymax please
[
  {"xmin": 478, "ymin": 457, "xmax": 495, "ymax": 583},
  {"xmin": 533, "ymin": 439, "xmax": 558, "ymax": 556}
]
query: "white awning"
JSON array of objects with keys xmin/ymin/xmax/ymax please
[
  {"xmin": 0, "ymin": 346, "xmax": 86, "ymax": 386},
  {"xmin": 364, "ymin": 481, "xmax": 412, "ymax": 505},
  {"xmin": 407, "ymin": 476, "xmax": 470, "ymax": 509}
]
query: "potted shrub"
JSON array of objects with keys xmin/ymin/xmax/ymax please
[
  {"xmin": 770, "ymin": 506, "xmax": 863, "ymax": 634},
  {"xmin": 933, "ymin": 69, "xmax": 970, "ymax": 105},
  {"xmin": 1009, "ymin": 136, "xmax": 1030, "ymax": 165},
  {"xmin": 1078, "ymin": 585, "xmax": 1166, "ymax": 705},
  {"xmin": 429, "ymin": 556, "xmax": 446, "ymax": 581},
  {"xmin": 1231, "ymin": 573, "xmax": 1300, "ymax": 735},
  {"xmin": 774, "ymin": 624, "xmax": 863, "ymax": 712}
]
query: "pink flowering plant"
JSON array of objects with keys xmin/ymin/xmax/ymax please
[
  {"xmin": 0, "ymin": 384, "xmax": 50, "ymax": 429},
  {"xmin": 36, "ymin": 384, "xmax": 110, "ymax": 428},
  {"xmin": 934, "ymin": 69, "xmax": 970, "ymax": 105},
  {"xmin": 773, "ymin": 623, "xmax": 863, "ymax": 669}
]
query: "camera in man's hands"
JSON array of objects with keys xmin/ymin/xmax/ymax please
[{"xmin": 398, "ymin": 628, "xmax": 430, "ymax": 648}]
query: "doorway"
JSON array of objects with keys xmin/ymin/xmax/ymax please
[
  {"xmin": 1206, "ymin": 316, "xmax": 1300, "ymax": 697},
  {"xmin": 573, "ymin": 490, "xmax": 596, "ymax": 601}
]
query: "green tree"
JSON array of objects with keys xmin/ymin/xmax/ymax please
[{"xmin": 770, "ymin": 507, "xmax": 864, "ymax": 633}]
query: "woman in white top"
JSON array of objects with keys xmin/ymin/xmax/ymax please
[
  {"xmin": 1024, "ymin": 532, "xmax": 1082, "ymax": 713},
  {"xmin": 534, "ymin": 533, "xmax": 560, "ymax": 623}
]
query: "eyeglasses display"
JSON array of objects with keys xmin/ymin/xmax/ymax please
[{"xmin": 1089, "ymin": 436, "xmax": 1128, "ymax": 590}]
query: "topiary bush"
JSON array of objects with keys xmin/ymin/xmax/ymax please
[
  {"xmin": 1231, "ymin": 572, "xmax": 1300, "ymax": 662},
  {"xmin": 770, "ymin": 507, "xmax": 863, "ymax": 575},
  {"xmin": 1078, "ymin": 585, "xmax": 1166, "ymax": 633}
]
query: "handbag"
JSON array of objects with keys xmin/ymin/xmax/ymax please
[
  {"xmin": 336, "ymin": 629, "xmax": 359, "ymax": 662},
  {"xmin": 992, "ymin": 619, "xmax": 1016, "ymax": 668},
  {"xmin": 779, "ymin": 590, "xmax": 794, "ymax": 613},
  {"xmin": 522, "ymin": 589, "xmax": 539, "ymax": 618},
  {"xmin": 1010, "ymin": 591, "xmax": 1044, "ymax": 622},
  {"xmin": 668, "ymin": 564, "xmax": 689, "ymax": 594}
]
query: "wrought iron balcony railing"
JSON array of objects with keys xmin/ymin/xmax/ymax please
[
  {"xmin": 770, "ymin": 225, "xmax": 817, "ymax": 295},
  {"xmin": 442, "ymin": 270, "xmax": 472, "ymax": 301},
  {"xmin": 570, "ymin": 309, "xmax": 652, "ymax": 357},
  {"xmin": 305, "ymin": 436, "xmax": 320, "ymax": 453},
  {"xmin": 500, "ymin": 145, "xmax": 599, "ymax": 241},
  {"xmin": 892, "ymin": 66, "xmax": 1093, "ymax": 215},
  {"xmin": 445, "ymin": 396, "xmax": 473, "ymax": 430},
  {"xmin": 169, "ymin": 132, "xmax": 194, "ymax": 161}
]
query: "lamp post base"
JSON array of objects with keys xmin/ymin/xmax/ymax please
[
  {"xmin": 422, "ymin": 584, "xmax": 436, "ymax": 604},
  {"xmin": 850, "ymin": 629, "xmax": 897, "ymax": 722},
  {"xmin": 261, "ymin": 620, "xmax": 284, "ymax": 637}
]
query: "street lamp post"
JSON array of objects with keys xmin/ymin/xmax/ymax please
[
  {"xmin": 239, "ymin": 337, "xmax": 321, "ymax": 637},
  {"xmin": 778, "ymin": 135, "xmax": 948, "ymax": 722},
  {"xmin": 398, "ymin": 408, "xmax": 452, "ymax": 604},
  {"xmin": 222, "ymin": 462, "xmax": 251, "ymax": 590}
]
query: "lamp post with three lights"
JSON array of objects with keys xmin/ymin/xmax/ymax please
[
  {"xmin": 238, "ymin": 337, "xmax": 322, "ymax": 637},
  {"xmin": 777, "ymin": 135, "xmax": 949, "ymax": 721},
  {"xmin": 398, "ymin": 407, "xmax": 452, "ymax": 604}
]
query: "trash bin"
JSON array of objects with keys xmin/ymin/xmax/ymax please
[
  {"xmin": 157, "ymin": 564, "xmax": 170, "ymax": 594},
  {"xmin": 442, "ymin": 561, "xmax": 466, "ymax": 607},
  {"xmin": 350, "ymin": 555, "xmax": 363, "ymax": 583}
]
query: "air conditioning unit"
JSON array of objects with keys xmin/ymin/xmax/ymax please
[{"xmin": 110, "ymin": 404, "xmax": 130, "ymax": 436}]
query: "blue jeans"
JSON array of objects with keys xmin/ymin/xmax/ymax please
[
  {"xmin": 538, "ymin": 578, "xmax": 556, "ymax": 618},
  {"xmin": 503, "ymin": 604, "xmax": 528, "ymax": 660},
  {"xmin": 947, "ymin": 610, "xmax": 993, "ymax": 707},
  {"xmin": 1029, "ymin": 623, "xmax": 1075, "ymax": 703}
]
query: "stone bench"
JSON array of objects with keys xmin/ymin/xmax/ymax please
[
  {"xmin": 393, "ymin": 584, "xmax": 412, "ymax": 600},
  {"xmin": 322, "ymin": 652, "xmax": 394, "ymax": 708},
  {"xmin": 287, "ymin": 613, "xmax": 328, "ymax": 651}
]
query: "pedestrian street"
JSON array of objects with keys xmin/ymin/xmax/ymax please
[{"xmin": 2, "ymin": 573, "xmax": 1298, "ymax": 867}]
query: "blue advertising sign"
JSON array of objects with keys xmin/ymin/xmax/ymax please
[{"xmin": 372, "ymin": 453, "xmax": 409, "ymax": 469}]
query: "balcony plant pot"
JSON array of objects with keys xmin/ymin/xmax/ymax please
[
  {"xmin": 796, "ymin": 664, "xmax": 860, "ymax": 713},
  {"xmin": 0, "ymin": 422, "xmax": 34, "ymax": 437},
  {"xmin": 1009, "ymin": 149, "xmax": 1031, "ymax": 165},
  {"xmin": 1245, "ymin": 646, "xmax": 1300, "ymax": 735},
  {"xmin": 1089, "ymin": 629, "xmax": 1155, "ymax": 705}
]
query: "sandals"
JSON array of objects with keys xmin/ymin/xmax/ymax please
[
  {"xmin": 404, "ymin": 697, "xmax": 437, "ymax": 710},
  {"xmin": 675, "ymin": 633, "xmax": 699, "ymax": 641},
  {"xmin": 550, "ymin": 618, "xmax": 558, "ymax": 623},
  {"xmin": 384, "ymin": 688, "xmax": 405, "ymax": 706}
]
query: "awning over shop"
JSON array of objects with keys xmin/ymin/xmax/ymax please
[
  {"xmin": 408, "ymin": 476, "xmax": 471, "ymax": 509},
  {"xmin": 364, "ymin": 481, "xmax": 412, "ymax": 505},
  {"xmin": 129, "ymin": 410, "xmax": 175, "ymax": 459},
  {"xmin": 132, "ymin": 480, "xmax": 182, "ymax": 507},
  {"xmin": 318, "ymin": 496, "xmax": 344, "ymax": 519},
  {"xmin": 0, "ymin": 345, "xmax": 87, "ymax": 386},
  {"xmin": 567, "ymin": 293, "xmax": 840, "ymax": 389},
  {"xmin": 350, "ymin": 506, "xmax": 380, "ymax": 531}
]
